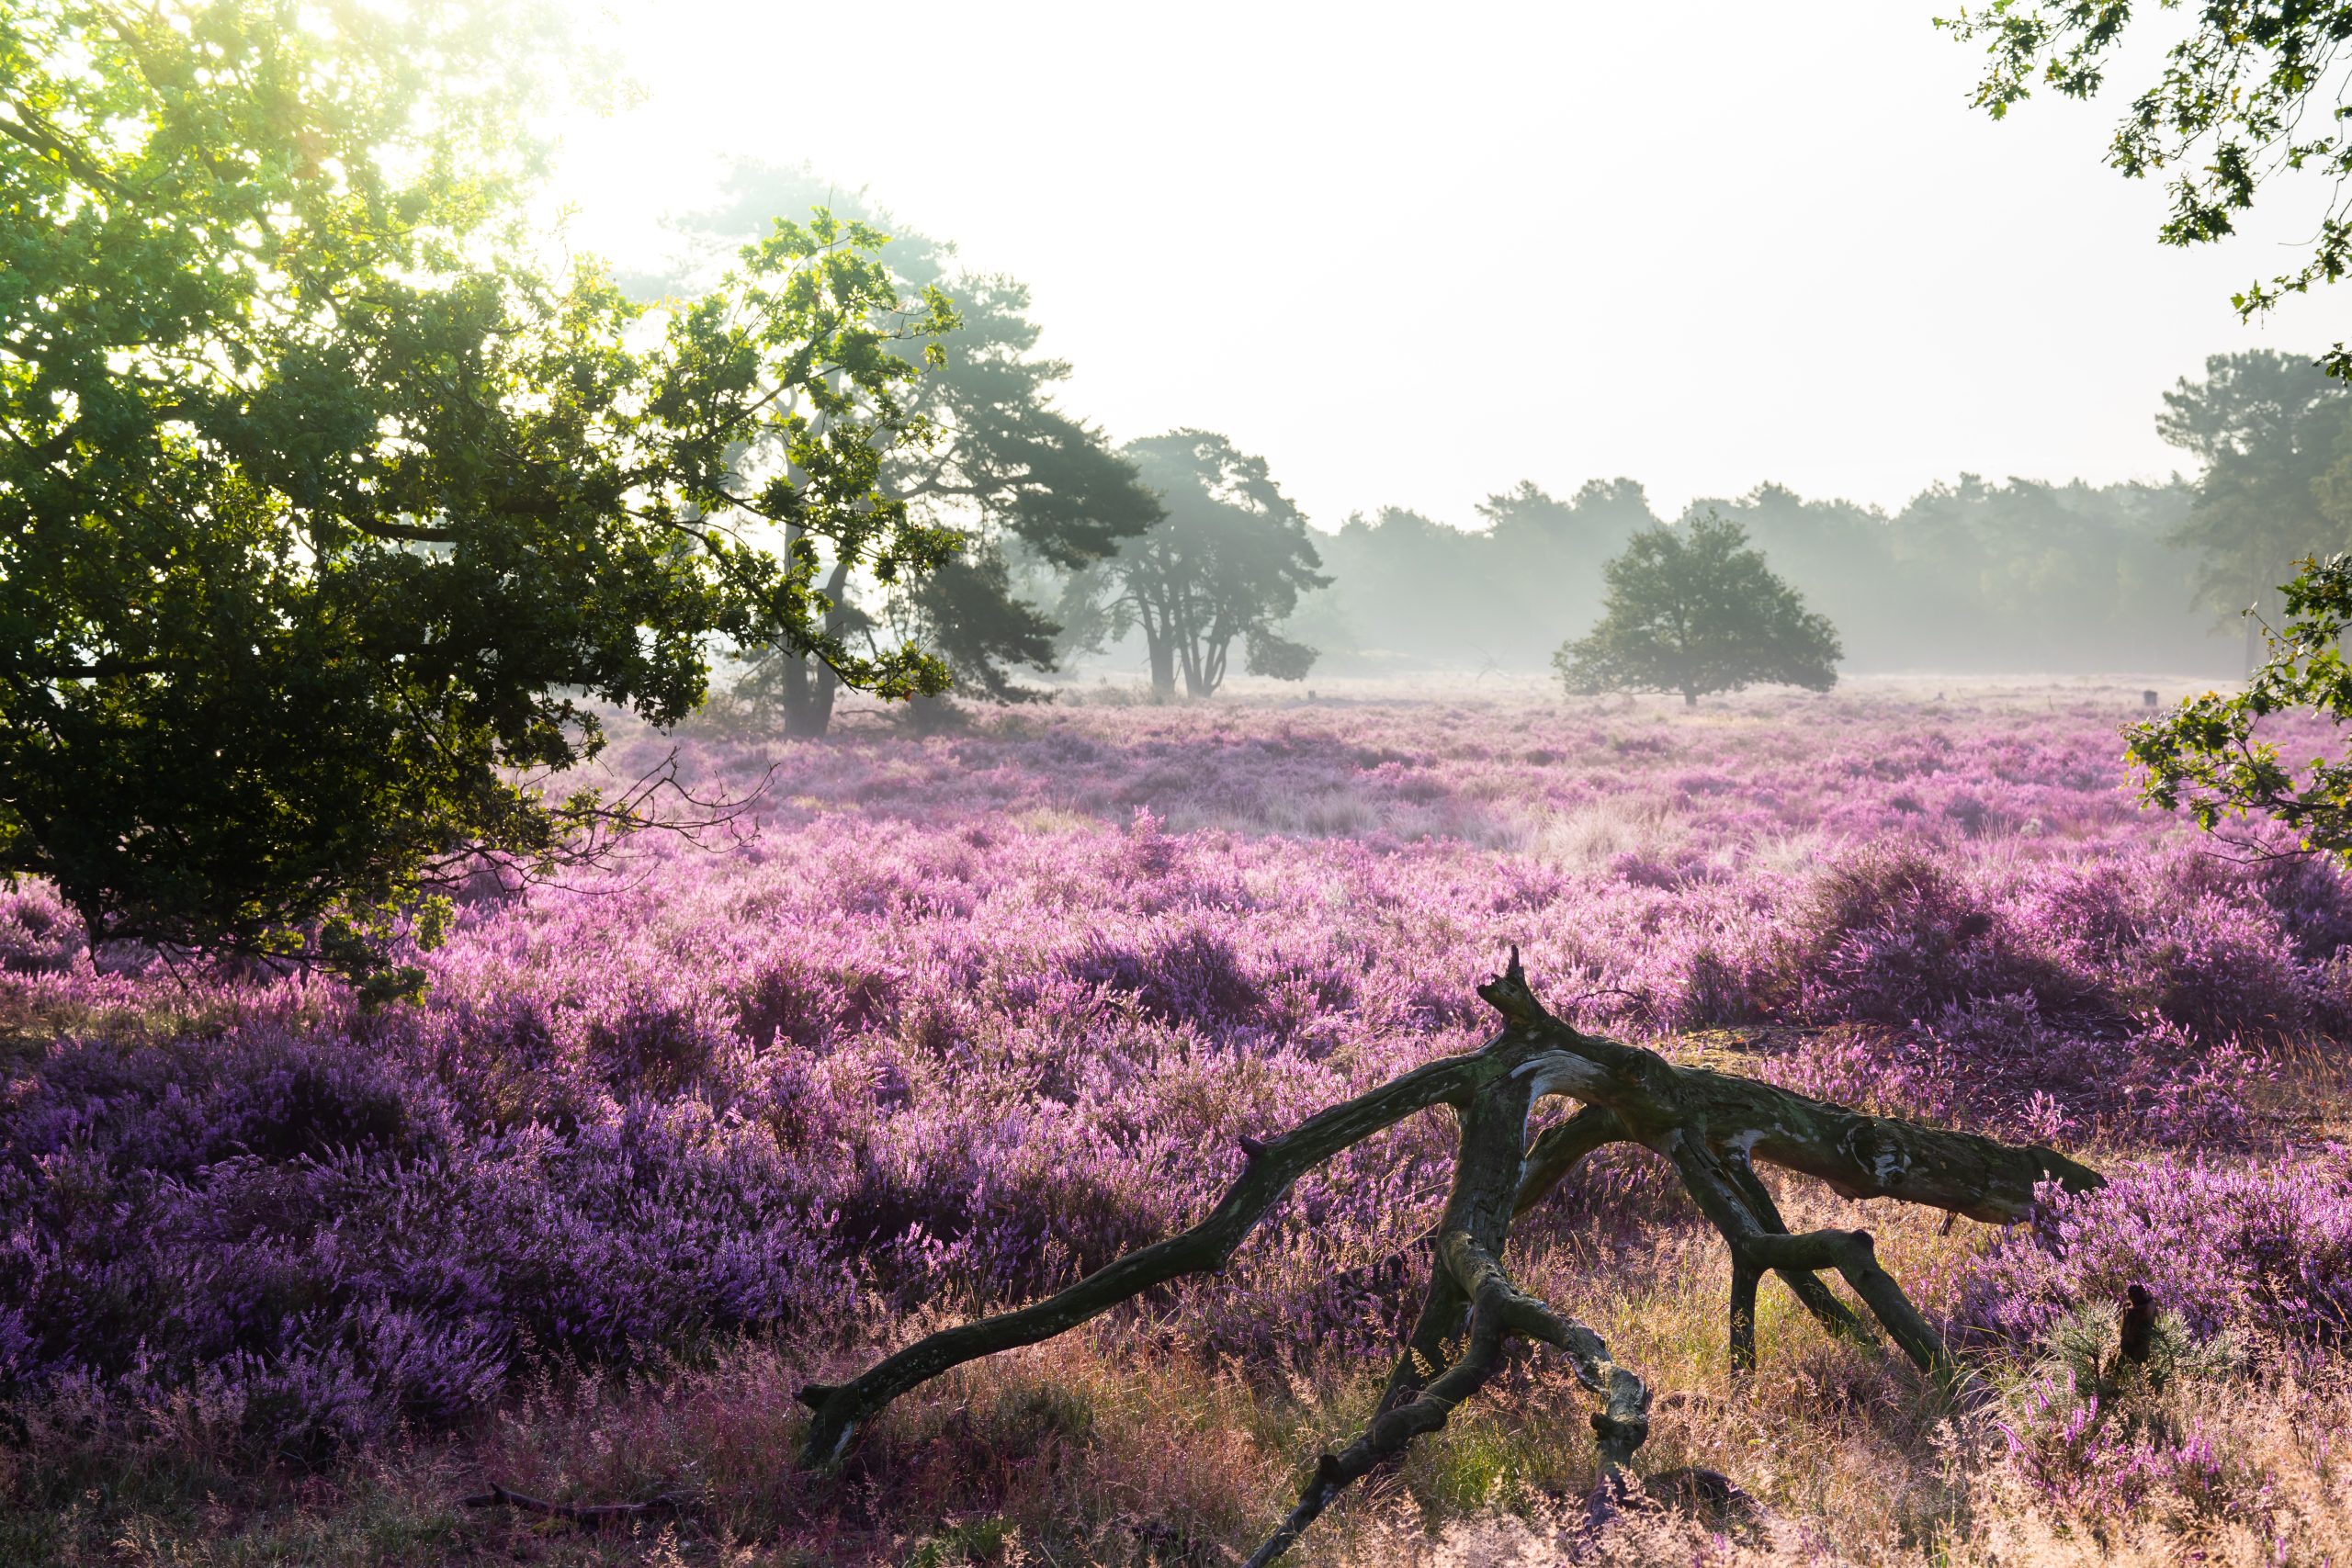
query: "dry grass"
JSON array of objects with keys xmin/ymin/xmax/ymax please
[{"xmin": 13, "ymin": 1184, "xmax": 2350, "ymax": 1568}]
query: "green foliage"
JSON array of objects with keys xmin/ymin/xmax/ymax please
[
  {"xmin": 2129, "ymin": 551, "xmax": 2352, "ymax": 857},
  {"xmin": 1061, "ymin": 430, "xmax": 1329, "ymax": 698},
  {"xmin": 655, "ymin": 164, "xmax": 1160, "ymax": 728},
  {"xmin": 1939, "ymin": 0, "xmax": 2352, "ymax": 369},
  {"xmin": 1555, "ymin": 513, "xmax": 1842, "ymax": 706},
  {"xmin": 2156, "ymin": 350, "xmax": 2352, "ymax": 650},
  {"xmin": 2030, "ymin": 1299, "xmax": 2244, "ymax": 1404},
  {"xmin": 0, "ymin": 1, "xmax": 956, "ymax": 985}
]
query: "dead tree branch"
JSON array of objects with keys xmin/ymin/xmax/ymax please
[{"xmin": 794, "ymin": 948, "xmax": 2104, "ymax": 1563}]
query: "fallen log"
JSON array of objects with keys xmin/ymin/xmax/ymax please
[{"xmin": 797, "ymin": 950, "xmax": 2103, "ymax": 1564}]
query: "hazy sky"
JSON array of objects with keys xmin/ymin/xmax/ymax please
[{"xmin": 547, "ymin": 0, "xmax": 2344, "ymax": 532}]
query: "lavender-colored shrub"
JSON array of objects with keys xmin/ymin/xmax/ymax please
[
  {"xmin": 3, "ymin": 692, "xmax": 2346, "ymax": 1463},
  {"xmin": 1960, "ymin": 1147, "xmax": 2352, "ymax": 1347}
]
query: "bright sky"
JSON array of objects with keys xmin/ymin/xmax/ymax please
[{"xmin": 546, "ymin": 0, "xmax": 2344, "ymax": 532}]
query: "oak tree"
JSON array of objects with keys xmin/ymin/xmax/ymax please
[
  {"xmin": 653, "ymin": 165, "xmax": 1162, "ymax": 736},
  {"xmin": 0, "ymin": 0, "xmax": 955, "ymax": 993}
]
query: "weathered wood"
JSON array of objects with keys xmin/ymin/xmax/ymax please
[
  {"xmin": 1729, "ymin": 1258, "xmax": 1761, "ymax": 1374},
  {"xmin": 1247, "ymin": 1067, "xmax": 1648, "ymax": 1568},
  {"xmin": 1476, "ymin": 958, "xmax": 2102, "ymax": 1224},
  {"xmin": 1512, "ymin": 1104, "xmax": 1630, "ymax": 1213},
  {"xmin": 796, "ymin": 1049, "xmax": 1492, "ymax": 1465},
  {"xmin": 1670, "ymin": 1132, "xmax": 1955, "ymax": 1381},
  {"xmin": 1720, "ymin": 1152, "xmax": 1872, "ymax": 1344},
  {"xmin": 794, "ymin": 948, "xmax": 2104, "ymax": 1563}
]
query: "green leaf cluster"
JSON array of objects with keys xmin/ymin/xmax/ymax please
[
  {"xmin": 1939, "ymin": 1, "xmax": 2352, "ymax": 370},
  {"xmin": 651, "ymin": 164, "xmax": 1160, "ymax": 730},
  {"xmin": 1553, "ymin": 513, "xmax": 1842, "ymax": 707},
  {"xmin": 2128, "ymin": 550, "xmax": 2352, "ymax": 855},
  {"xmin": 1, "ymin": 0, "xmax": 956, "ymax": 987}
]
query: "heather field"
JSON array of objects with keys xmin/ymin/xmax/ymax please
[{"xmin": 6, "ymin": 680, "xmax": 2352, "ymax": 1566}]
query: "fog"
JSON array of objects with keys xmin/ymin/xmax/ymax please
[
  {"xmin": 544, "ymin": 1, "xmax": 2352, "ymax": 682},
  {"xmin": 546, "ymin": 0, "xmax": 2336, "ymax": 528}
]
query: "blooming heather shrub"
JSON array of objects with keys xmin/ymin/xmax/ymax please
[
  {"xmin": 6, "ymin": 1029, "xmax": 448, "ymax": 1174},
  {"xmin": 0, "ymin": 1032, "xmax": 851, "ymax": 1460},
  {"xmin": 1775, "ymin": 848, "xmax": 2104, "ymax": 1029},
  {"xmin": 1960, "ymin": 1148, "xmax": 2352, "ymax": 1348},
  {"xmin": 0, "ymin": 882, "xmax": 82, "ymax": 974},
  {"xmin": 1068, "ymin": 925, "xmax": 1268, "ymax": 1032},
  {"xmin": 1996, "ymin": 1388, "xmax": 2243, "ymax": 1528},
  {"xmin": 1760, "ymin": 1007, "xmax": 2265, "ymax": 1147},
  {"xmin": 2125, "ymin": 893, "xmax": 2311, "ymax": 1041},
  {"xmin": 2, "ymin": 691, "xmax": 2345, "ymax": 1467}
]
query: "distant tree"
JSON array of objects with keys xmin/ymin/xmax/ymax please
[
  {"xmin": 2154, "ymin": 351, "xmax": 2352, "ymax": 670},
  {"xmin": 1555, "ymin": 514, "xmax": 1841, "ymax": 707},
  {"xmin": 1061, "ymin": 431, "xmax": 1329, "ymax": 698},
  {"xmin": 1940, "ymin": 2, "xmax": 2352, "ymax": 373},
  {"xmin": 0, "ymin": 1, "xmax": 956, "ymax": 995},
  {"xmin": 653, "ymin": 165, "xmax": 1160, "ymax": 736},
  {"xmin": 1476, "ymin": 479, "xmax": 1657, "ymax": 665}
]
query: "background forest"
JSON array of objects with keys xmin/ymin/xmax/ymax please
[{"xmin": 641, "ymin": 169, "xmax": 2352, "ymax": 698}]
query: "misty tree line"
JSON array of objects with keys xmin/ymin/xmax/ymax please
[
  {"xmin": 671, "ymin": 167, "xmax": 2352, "ymax": 718},
  {"xmin": 1305, "ymin": 348, "xmax": 2351, "ymax": 680},
  {"xmin": 1305, "ymin": 472, "xmax": 2203, "ymax": 677}
]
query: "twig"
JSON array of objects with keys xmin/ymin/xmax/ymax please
[{"xmin": 459, "ymin": 1482, "xmax": 689, "ymax": 1528}]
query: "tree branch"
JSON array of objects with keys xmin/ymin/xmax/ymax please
[{"xmin": 793, "ymin": 1050, "xmax": 1485, "ymax": 1466}]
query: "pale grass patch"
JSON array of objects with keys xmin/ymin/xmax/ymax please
[
  {"xmin": 1748, "ymin": 829, "xmax": 1836, "ymax": 877},
  {"xmin": 1510, "ymin": 795, "xmax": 1685, "ymax": 868},
  {"xmin": 1157, "ymin": 789, "xmax": 1385, "ymax": 839},
  {"xmin": 1005, "ymin": 806, "xmax": 1099, "ymax": 835}
]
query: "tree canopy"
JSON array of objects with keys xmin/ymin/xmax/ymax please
[
  {"xmin": 1940, "ymin": 0, "xmax": 2352, "ymax": 369},
  {"xmin": 2128, "ymin": 552, "xmax": 2352, "ymax": 858},
  {"xmin": 654, "ymin": 164, "xmax": 1160, "ymax": 735},
  {"xmin": 0, "ymin": 0, "xmax": 956, "ymax": 992},
  {"xmin": 2157, "ymin": 349, "xmax": 2352, "ymax": 666},
  {"xmin": 1059, "ymin": 431, "xmax": 1329, "ymax": 698},
  {"xmin": 1555, "ymin": 514, "xmax": 1842, "ymax": 707}
]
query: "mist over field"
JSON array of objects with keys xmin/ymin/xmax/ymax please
[{"xmin": 16, "ymin": 2, "xmax": 2352, "ymax": 1565}]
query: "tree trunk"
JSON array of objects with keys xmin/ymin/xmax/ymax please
[
  {"xmin": 782, "ymin": 559, "xmax": 855, "ymax": 738},
  {"xmin": 792, "ymin": 950, "xmax": 2103, "ymax": 1564},
  {"xmin": 1145, "ymin": 631, "xmax": 1177, "ymax": 699},
  {"xmin": 1684, "ymin": 688, "xmax": 1698, "ymax": 708},
  {"xmin": 2245, "ymin": 615, "xmax": 2260, "ymax": 676},
  {"xmin": 780, "ymin": 657, "xmax": 838, "ymax": 739}
]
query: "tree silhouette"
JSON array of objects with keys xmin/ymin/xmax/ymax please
[
  {"xmin": 1061, "ymin": 431, "xmax": 1329, "ymax": 698},
  {"xmin": 1555, "ymin": 513, "xmax": 1841, "ymax": 707}
]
